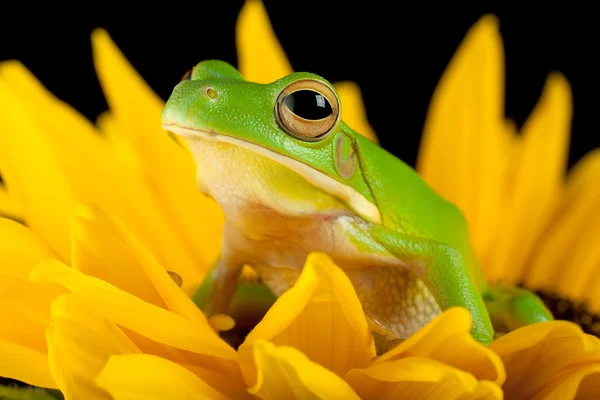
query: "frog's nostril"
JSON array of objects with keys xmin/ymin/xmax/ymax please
[{"xmin": 205, "ymin": 86, "xmax": 219, "ymax": 99}]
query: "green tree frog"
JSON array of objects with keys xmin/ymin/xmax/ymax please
[{"xmin": 161, "ymin": 60, "xmax": 553, "ymax": 345}]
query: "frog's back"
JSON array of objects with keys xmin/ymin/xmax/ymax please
[{"xmin": 355, "ymin": 134, "xmax": 475, "ymax": 263}]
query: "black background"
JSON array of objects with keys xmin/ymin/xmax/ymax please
[{"xmin": 1, "ymin": 1, "xmax": 597, "ymax": 169}]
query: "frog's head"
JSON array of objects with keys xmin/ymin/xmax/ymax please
[{"xmin": 161, "ymin": 60, "xmax": 380, "ymax": 223}]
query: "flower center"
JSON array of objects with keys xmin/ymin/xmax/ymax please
[{"xmin": 533, "ymin": 288, "xmax": 600, "ymax": 337}]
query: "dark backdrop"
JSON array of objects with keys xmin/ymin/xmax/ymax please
[{"xmin": 1, "ymin": 1, "xmax": 597, "ymax": 169}]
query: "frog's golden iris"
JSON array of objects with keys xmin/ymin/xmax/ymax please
[
  {"xmin": 275, "ymin": 79, "xmax": 340, "ymax": 141},
  {"xmin": 0, "ymin": 0, "xmax": 598, "ymax": 399}
]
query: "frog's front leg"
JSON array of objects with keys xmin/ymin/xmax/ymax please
[
  {"xmin": 203, "ymin": 257, "xmax": 244, "ymax": 317},
  {"xmin": 369, "ymin": 226, "xmax": 495, "ymax": 345}
]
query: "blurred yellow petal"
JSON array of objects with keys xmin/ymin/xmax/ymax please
[
  {"xmin": 0, "ymin": 61, "xmax": 154, "ymax": 265},
  {"xmin": 0, "ymin": 275, "xmax": 63, "ymax": 389},
  {"xmin": 91, "ymin": 28, "xmax": 224, "ymax": 294},
  {"xmin": 525, "ymin": 149, "xmax": 600, "ymax": 304},
  {"xmin": 238, "ymin": 253, "xmax": 375, "ymax": 387},
  {"xmin": 489, "ymin": 73, "xmax": 572, "ymax": 283},
  {"xmin": 0, "ymin": 339, "xmax": 56, "ymax": 390},
  {"xmin": 96, "ymin": 354, "xmax": 229, "ymax": 400},
  {"xmin": 344, "ymin": 356, "xmax": 501, "ymax": 400},
  {"xmin": 565, "ymin": 148, "xmax": 600, "ymax": 196},
  {"xmin": 236, "ymin": 0, "xmax": 293, "ymax": 83},
  {"xmin": 334, "ymin": 81, "xmax": 378, "ymax": 143},
  {"xmin": 71, "ymin": 203, "xmax": 208, "ymax": 324},
  {"xmin": 248, "ymin": 340, "xmax": 360, "ymax": 400},
  {"xmin": 417, "ymin": 15, "xmax": 508, "ymax": 262},
  {"xmin": 95, "ymin": 111, "xmax": 140, "ymax": 171},
  {"xmin": 0, "ymin": 218, "xmax": 55, "ymax": 280},
  {"xmin": 0, "ymin": 68, "xmax": 75, "ymax": 260},
  {"xmin": 0, "ymin": 184, "xmax": 23, "ymax": 221},
  {"xmin": 376, "ymin": 307, "xmax": 505, "ymax": 385},
  {"xmin": 490, "ymin": 319, "xmax": 600, "ymax": 399},
  {"xmin": 46, "ymin": 294, "xmax": 140, "ymax": 400}
]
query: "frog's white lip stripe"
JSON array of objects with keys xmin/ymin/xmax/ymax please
[{"xmin": 162, "ymin": 124, "xmax": 382, "ymax": 224}]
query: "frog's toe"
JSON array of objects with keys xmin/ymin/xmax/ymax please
[{"xmin": 484, "ymin": 283, "xmax": 554, "ymax": 334}]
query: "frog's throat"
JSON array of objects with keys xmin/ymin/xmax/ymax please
[{"xmin": 162, "ymin": 124, "xmax": 382, "ymax": 224}]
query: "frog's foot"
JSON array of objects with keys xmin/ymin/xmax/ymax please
[
  {"xmin": 193, "ymin": 259, "xmax": 244, "ymax": 317},
  {"xmin": 483, "ymin": 283, "xmax": 554, "ymax": 334},
  {"xmin": 345, "ymin": 266, "xmax": 442, "ymax": 344},
  {"xmin": 368, "ymin": 226, "xmax": 495, "ymax": 345}
]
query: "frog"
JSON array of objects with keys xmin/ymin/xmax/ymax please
[{"xmin": 161, "ymin": 59, "xmax": 553, "ymax": 345}]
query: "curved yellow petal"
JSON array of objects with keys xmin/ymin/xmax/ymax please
[
  {"xmin": 417, "ymin": 15, "xmax": 508, "ymax": 262},
  {"xmin": 0, "ymin": 184, "xmax": 23, "ymax": 222},
  {"xmin": 532, "ymin": 364, "xmax": 600, "ymax": 400},
  {"xmin": 0, "ymin": 220, "xmax": 61, "ymax": 389},
  {"xmin": 0, "ymin": 339, "xmax": 56, "ymax": 389},
  {"xmin": 248, "ymin": 340, "xmax": 360, "ymax": 400},
  {"xmin": 96, "ymin": 354, "xmax": 229, "ymax": 400},
  {"xmin": 0, "ymin": 275, "xmax": 63, "ymax": 354},
  {"xmin": 235, "ymin": 0, "xmax": 293, "ymax": 83},
  {"xmin": 71, "ymin": 203, "xmax": 208, "ymax": 324},
  {"xmin": 91, "ymin": 28, "xmax": 224, "ymax": 294},
  {"xmin": 46, "ymin": 294, "xmax": 140, "ymax": 400},
  {"xmin": 334, "ymin": 81, "xmax": 378, "ymax": 143},
  {"xmin": 238, "ymin": 253, "xmax": 375, "ymax": 386},
  {"xmin": 376, "ymin": 307, "xmax": 505, "ymax": 385},
  {"xmin": 489, "ymin": 320, "xmax": 600, "ymax": 399},
  {"xmin": 0, "ymin": 275, "xmax": 62, "ymax": 390},
  {"xmin": 0, "ymin": 218, "xmax": 55, "ymax": 280},
  {"xmin": 30, "ymin": 260, "xmax": 237, "ymax": 362},
  {"xmin": 489, "ymin": 73, "xmax": 572, "ymax": 283},
  {"xmin": 344, "ymin": 356, "xmax": 502, "ymax": 400}
]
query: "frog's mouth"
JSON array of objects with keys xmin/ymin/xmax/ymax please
[{"xmin": 162, "ymin": 123, "xmax": 381, "ymax": 224}]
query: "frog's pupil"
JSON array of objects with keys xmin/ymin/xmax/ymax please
[{"xmin": 284, "ymin": 90, "xmax": 332, "ymax": 120}]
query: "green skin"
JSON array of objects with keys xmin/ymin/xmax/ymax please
[{"xmin": 161, "ymin": 60, "xmax": 553, "ymax": 345}]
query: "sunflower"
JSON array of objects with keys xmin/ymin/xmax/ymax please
[{"xmin": 0, "ymin": 1, "xmax": 599, "ymax": 399}]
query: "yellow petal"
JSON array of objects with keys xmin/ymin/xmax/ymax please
[
  {"xmin": 91, "ymin": 28, "xmax": 224, "ymax": 294},
  {"xmin": 30, "ymin": 259, "xmax": 237, "ymax": 362},
  {"xmin": 0, "ymin": 218, "xmax": 56, "ymax": 280},
  {"xmin": 0, "ymin": 339, "xmax": 56, "ymax": 389},
  {"xmin": 489, "ymin": 320, "xmax": 600, "ymax": 399},
  {"xmin": 0, "ymin": 184, "xmax": 23, "ymax": 222},
  {"xmin": 376, "ymin": 307, "xmax": 505, "ymax": 385},
  {"xmin": 0, "ymin": 274, "xmax": 62, "ymax": 389},
  {"xmin": 238, "ymin": 253, "xmax": 375, "ymax": 387},
  {"xmin": 248, "ymin": 340, "xmax": 360, "ymax": 400},
  {"xmin": 71, "ymin": 203, "xmax": 207, "ymax": 324},
  {"xmin": 416, "ymin": 15, "xmax": 508, "ymax": 262},
  {"xmin": 0, "ymin": 66, "xmax": 76, "ymax": 261},
  {"xmin": 489, "ymin": 72, "xmax": 572, "ymax": 283},
  {"xmin": 524, "ymin": 149, "xmax": 600, "ymax": 304},
  {"xmin": 334, "ymin": 81, "xmax": 378, "ymax": 143},
  {"xmin": 235, "ymin": 0, "xmax": 293, "ymax": 83},
  {"xmin": 0, "ymin": 275, "xmax": 63, "ymax": 354},
  {"xmin": 344, "ymin": 356, "xmax": 502, "ymax": 400},
  {"xmin": 532, "ymin": 364, "xmax": 600, "ymax": 400},
  {"xmin": 46, "ymin": 294, "xmax": 140, "ymax": 400},
  {"xmin": 1, "ymin": 60, "xmax": 213, "ymax": 285},
  {"xmin": 96, "ymin": 354, "xmax": 229, "ymax": 400}
]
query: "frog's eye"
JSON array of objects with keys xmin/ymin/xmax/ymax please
[
  {"xmin": 275, "ymin": 79, "xmax": 340, "ymax": 142},
  {"xmin": 180, "ymin": 67, "xmax": 195, "ymax": 82}
]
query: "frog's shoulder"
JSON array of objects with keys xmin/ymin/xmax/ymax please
[{"xmin": 353, "ymin": 134, "xmax": 468, "ymax": 245}]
